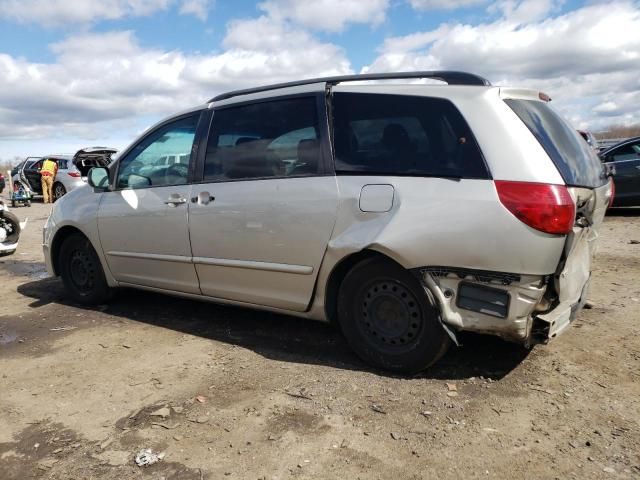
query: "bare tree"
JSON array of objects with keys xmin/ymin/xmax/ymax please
[{"xmin": 594, "ymin": 125, "xmax": 640, "ymax": 140}]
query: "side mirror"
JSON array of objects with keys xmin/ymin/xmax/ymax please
[{"xmin": 88, "ymin": 167, "xmax": 110, "ymax": 191}]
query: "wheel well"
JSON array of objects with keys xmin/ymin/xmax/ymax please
[
  {"xmin": 324, "ymin": 249, "xmax": 399, "ymax": 326},
  {"xmin": 50, "ymin": 226, "xmax": 85, "ymax": 276}
]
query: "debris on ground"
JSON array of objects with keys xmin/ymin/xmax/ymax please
[
  {"xmin": 149, "ymin": 407, "xmax": 171, "ymax": 418},
  {"xmin": 195, "ymin": 395, "xmax": 207, "ymax": 403},
  {"xmin": 151, "ymin": 422, "xmax": 181, "ymax": 429},
  {"xmin": 371, "ymin": 404, "xmax": 387, "ymax": 414},
  {"xmin": 100, "ymin": 437, "xmax": 113, "ymax": 450},
  {"xmin": 629, "ymin": 239, "xmax": 640, "ymax": 244},
  {"xmin": 284, "ymin": 388, "xmax": 312, "ymax": 400},
  {"xmin": 49, "ymin": 326, "xmax": 77, "ymax": 332},
  {"xmin": 134, "ymin": 448, "xmax": 165, "ymax": 467}
]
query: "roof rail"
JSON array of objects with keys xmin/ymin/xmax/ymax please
[{"xmin": 209, "ymin": 70, "xmax": 491, "ymax": 102}]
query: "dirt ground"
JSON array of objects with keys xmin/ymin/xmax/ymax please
[{"xmin": 1, "ymin": 199, "xmax": 639, "ymax": 480}]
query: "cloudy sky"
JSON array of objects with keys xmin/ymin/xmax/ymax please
[{"xmin": 0, "ymin": 0, "xmax": 638, "ymax": 159}]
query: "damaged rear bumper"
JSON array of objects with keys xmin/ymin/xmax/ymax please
[
  {"xmin": 533, "ymin": 275, "xmax": 590, "ymax": 341},
  {"xmin": 415, "ymin": 267, "xmax": 549, "ymax": 345},
  {"xmin": 415, "ymin": 263, "xmax": 590, "ymax": 346}
]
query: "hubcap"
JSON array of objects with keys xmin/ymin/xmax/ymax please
[
  {"xmin": 69, "ymin": 249, "xmax": 94, "ymax": 293},
  {"xmin": 55, "ymin": 185, "xmax": 65, "ymax": 199},
  {"xmin": 359, "ymin": 280, "xmax": 423, "ymax": 350}
]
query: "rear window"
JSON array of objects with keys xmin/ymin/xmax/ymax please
[
  {"xmin": 332, "ymin": 93, "xmax": 489, "ymax": 179},
  {"xmin": 505, "ymin": 99, "xmax": 606, "ymax": 188}
]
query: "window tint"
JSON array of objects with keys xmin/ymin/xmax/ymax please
[
  {"xmin": 117, "ymin": 114, "xmax": 199, "ymax": 189},
  {"xmin": 505, "ymin": 99, "xmax": 606, "ymax": 188},
  {"xmin": 204, "ymin": 97, "xmax": 321, "ymax": 181},
  {"xmin": 332, "ymin": 93, "xmax": 488, "ymax": 179},
  {"xmin": 607, "ymin": 141, "xmax": 640, "ymax": 163}
]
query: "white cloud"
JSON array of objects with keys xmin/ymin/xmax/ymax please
[
  {"xmin": 179, "ymin": 0, "xmax": 213, "ymax": 21},
  {"xmin": 0, "ymin": 22, "xmax": 352, "ymax": 144},
  {"xmin": 488, "ymin": 0, "xmax": 560, "ymax": 24},
  {"xmin": 365, "ymin": 1, "xmax": 640, "ymax": 129},
  {"xmin": 0, "ymin": 0, "xmax": 211, "ymax": 25},
  {"xmin": 409, "ymin": 0, "xmax": 487, "ymax": 10},
  {"xmin": 258, "ymin": 0, "xmax": 389, "ymax": 32}
]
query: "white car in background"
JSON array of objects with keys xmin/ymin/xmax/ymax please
[{"xmin": 13, "ymin": 148, "xmax": 117, "ymax": 201}]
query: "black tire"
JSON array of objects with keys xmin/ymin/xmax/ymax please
[
  {"xmin": 338, "ymin": 257, "xmax": 450, "ymax": 374},
  {"xmin": 58, "ymin": 233, "xmax": 112, "ymax": 305},
  {"xmin": 53, "ymin": 182, "xmax": 66, "ymax": 201},
  {"xmin": 0, "ymin": 210, "xmax": 20, "ymax": 244}
]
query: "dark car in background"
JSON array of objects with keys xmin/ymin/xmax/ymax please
[
  {"xmin": 599, "ymin": 136, "xmax": 640, "ymax": 206},
  {"xmin": 0, "ymin": 172, "xmax": 5, "ymax": 194}
]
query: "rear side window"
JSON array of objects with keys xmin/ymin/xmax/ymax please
[
  {"xmin": 505, "ymin": 99, "xmax": 606, "ymax": 188},
  {"xmin": 332, "ymin": 93, "xmax": 489, "ymax": 179},
  {"xmin": 204, "ymin": 97, "xmax": 321, "ymax": 181}
]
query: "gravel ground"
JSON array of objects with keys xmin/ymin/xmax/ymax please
[{"xmin": 1, "ymin": 199, "xmax": 639, "ymax": 479}]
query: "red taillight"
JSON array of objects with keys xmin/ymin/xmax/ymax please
[
  {"xmin": 495, "ymin": 181, "xmax": 575, "ymax": 235},
  {"xmin": 608, "ymin": 177, "xmax": 615, "ymax": 208},
  {"xmin": 68, "ymin": 171, "xmax": 81, "ymax": 177}
]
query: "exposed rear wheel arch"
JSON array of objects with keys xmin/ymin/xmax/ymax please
[{"xmin": 324, "ymin": 250, "xmax": 391, "ymax": 326}]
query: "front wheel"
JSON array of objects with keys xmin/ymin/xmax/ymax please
[
  {"xmin": 58, "ymin": 233, "xmax": 113, "ymax": 305},
  {"xmin": 338, "ymin": 257, "xmax": 450, "ymax": 374},
  {"xmin": 53, "ymin": 182, "xmax": 66, "ymax": 201}
]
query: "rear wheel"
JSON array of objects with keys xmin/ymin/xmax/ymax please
[
  {"xmin": 338, "ymin": 257, "xmax": 450, "ymax": 374},
  {"xmin": 58, "ymin": 233, "xmax": 112, "ymax": 305},
  {"xmin": 53, "ymin": 182, "xmax": 66, "ymax": 201}
]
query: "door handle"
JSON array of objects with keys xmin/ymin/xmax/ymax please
[
  {"xmin": 164, "ymin": 194, "xmax": 187, "ymax": 207},
  {"xmin": 191, "ymin": 191, "xmax": 215, "ymax": 205}
]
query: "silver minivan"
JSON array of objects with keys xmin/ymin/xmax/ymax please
[{"xmin": 43, "ymin": 71, "xmax": 613, "ymax": 373}]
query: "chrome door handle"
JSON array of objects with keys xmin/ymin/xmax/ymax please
[
  {"xmin": 191, "ymin": 191, "xmax": 215, "ymax": 205},
  {"xmin": 164, "ymin": 195, "xmax": 187, "ymax": 207}
]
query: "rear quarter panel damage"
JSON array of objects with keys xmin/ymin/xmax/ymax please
[{"xmin": 309, "ymin": 176, "xmax": 566, "ymax": 335}]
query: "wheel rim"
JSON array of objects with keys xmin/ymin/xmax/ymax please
[
  {"xmin": 68, "ymin": 248, "xmax": 95, "ymax": 294},
  {"xmin": 54, "ymin": 184, "xmax": 65, "ymax": 199},
  {"xmin": 358, "ymin": 279, "xmax": 424, "ymax": 351}
]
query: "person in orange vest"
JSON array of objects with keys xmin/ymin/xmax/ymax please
[{"xmin": 40, "ymin": 158, "xmax": 58, "ymax": 204}]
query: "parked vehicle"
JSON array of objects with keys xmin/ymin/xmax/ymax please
[
  {"xmin": 0, "ymin": 198, "xmax": 22, "ymax": 256},
  {"xmin": 43, "ymin": 71, "xmax": 613, "ymax": 373},
  {"xmin": 17, "ymin": 156, "xmax": 70, "ymax": 197},
  {"xmin": 0, "ymin": 172, "xmax": 5, "ymax": 194},
  {"xmin": 598, "ymin": 136, "xmax": 640, "ymax": 206},
  {"xmin": 577, "ymin": 129, "xmax": 599, "ymax": 151},
  {"xmin": 72, "ymin": 147, "xmax": 117, "ymax": 176},
  {"xmin": 15, "ymin": 148, "xmax": 115, "ymax": 201}
]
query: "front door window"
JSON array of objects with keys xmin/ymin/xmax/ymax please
[{"xmin": 116, "ymin": 115, "xmax": 199, "ymax": 189}]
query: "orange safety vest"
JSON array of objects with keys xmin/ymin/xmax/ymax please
[{"xmin": 41, "ymin": 159, "xmax": 57, "ymax": 176}]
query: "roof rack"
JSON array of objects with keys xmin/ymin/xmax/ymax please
[{"xmin": 209, "ymin": 70, "xmax": 491, "ymax": 102}]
